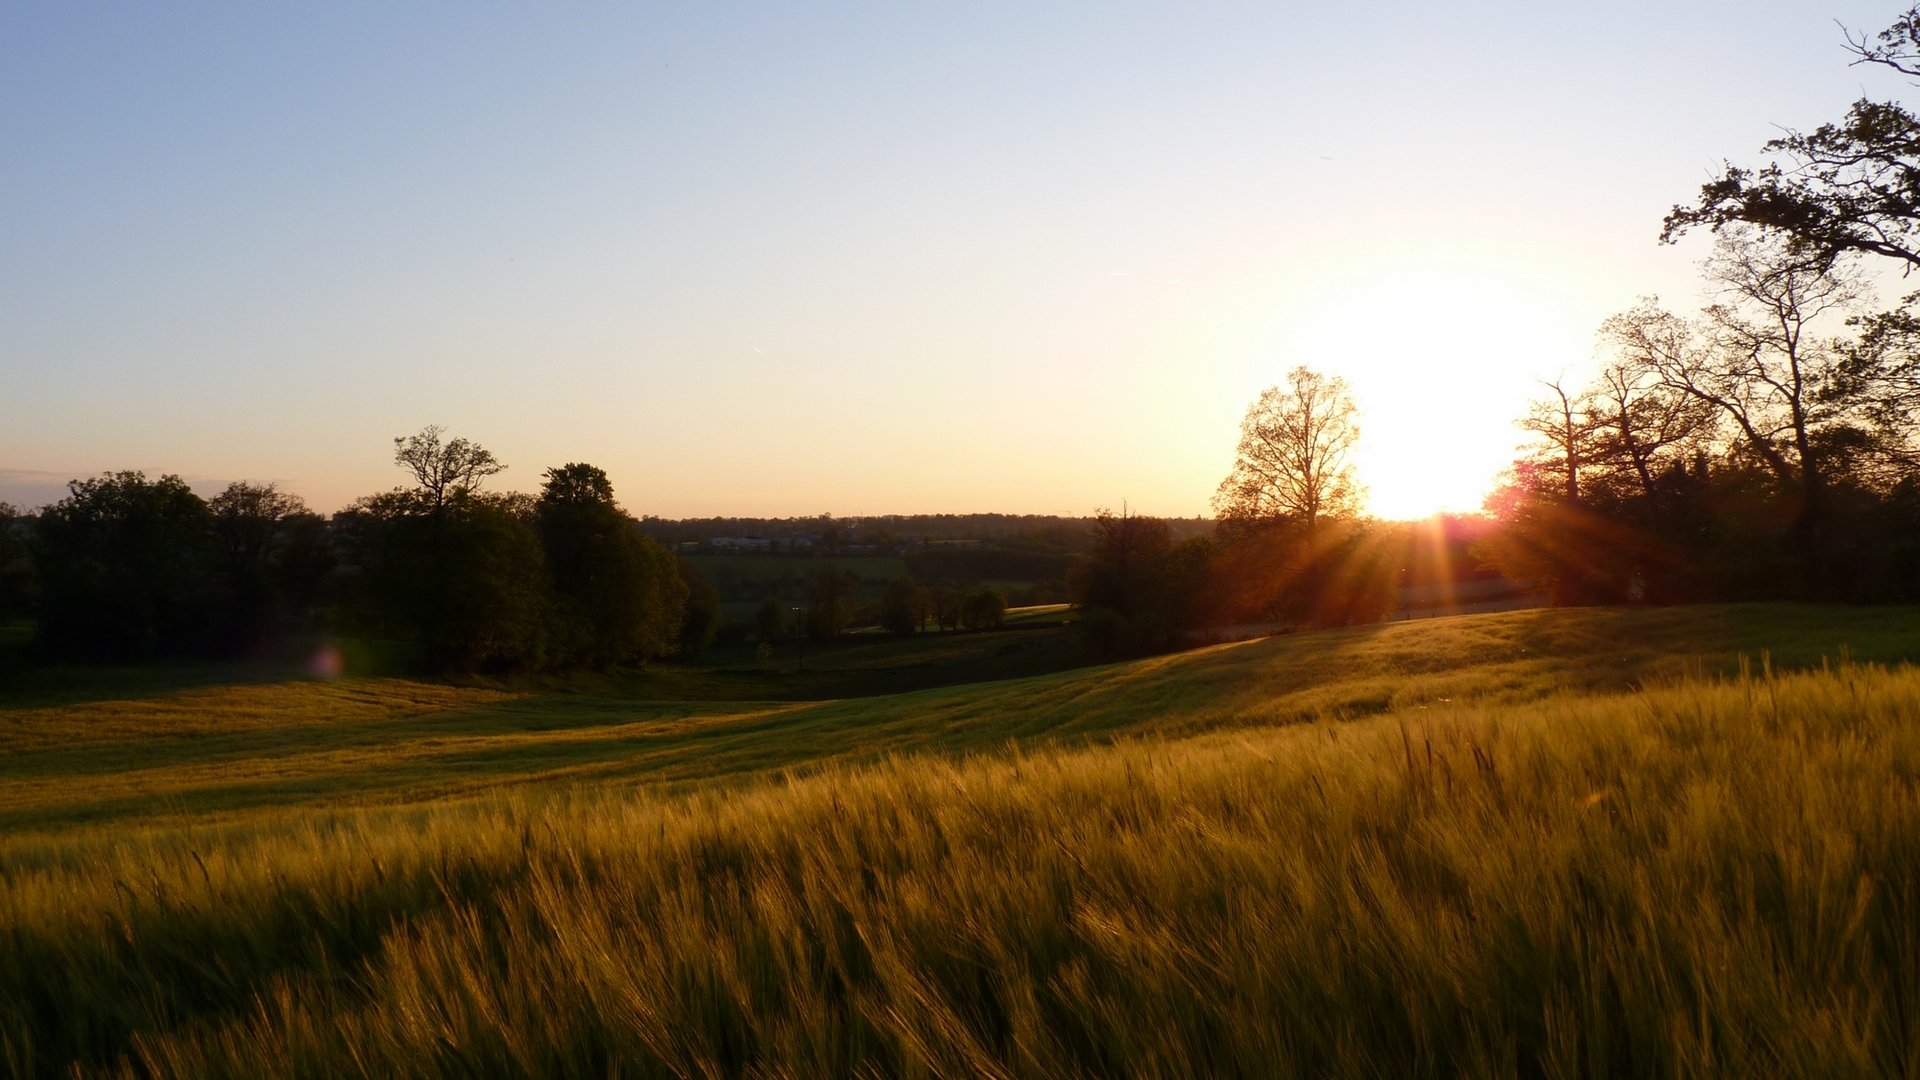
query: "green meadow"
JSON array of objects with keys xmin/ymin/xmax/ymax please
[{"xmin": 5, "ymin": 605, "xmax": 1920, "ymax": 1076}]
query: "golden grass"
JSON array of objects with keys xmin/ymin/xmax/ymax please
[
  {"xmin": 3, "ymin": 605, "xmax": 1919, "ymax": 1075},
  {"xmin": 8, "ymin": 604, "xmax": 1915, "ymax": 839}
]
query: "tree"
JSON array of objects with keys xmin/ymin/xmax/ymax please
[
  {"xmin": 334, "ymin": 440, "xmax": 553, "ymax": 673},
  {"xmin": 392, "ymin": 425, "xmax": 505, "ymax": 513},
  {"xmin": 536, "ymin": 463, "xmax": 684, "ymax": 668},
  {"xmin": 349, "ymin": 430, "xmax": 562, "ymax": 671},
  {"xmin": 1662, "ymin": 5, "xmax": 1920, "ymax": 272},
  {"xmin": 432, "ymin": 494, "xmax": 552, "ymax": 670},
  {"xmin": 676, "ymin": 557, "xmax": 722, "ymax": 659},
  {"xmin": 0, "ymin": 503, "xmax": 35, "ymax": 623},
  {"xmin": 878, "ymin": 573, "xmax": 931, "ymax": 636},
  {"xmin": 31, "ymin": 472, "xmax": 217, "ymax": 659},
  {"xmin": 1585, "ymin": 358, "xmax": 1718, "ymax": 503},
  {"xmin": 960, "ymin": 587, "xmax": 1006, "ymax": 630},
  {"xmin": 1068, "ymin": 510, "xmax": 1180, "ymax": 654},
  {"xmin": 1518, "ymin": 378, "xmax": 1597, "ymax": 505},
  {"xmin": 1477, "ymin": 470, "xmax": 1649, "ymax": 606},
  {"xmin": 1215, "ymin": 366, "xmax": 1362, "ymax": 529},
  {"xmin": 801, "ymin": 563, "xmax": 861, "ymax": 640},
  {"xmin": 1840, "ymin": 303, "xmax": 1920, "ymax": 446},
  {"xmin": 210, "ymin": 483, "xmax": 308, "ymax": 566},
  {"xmin": 928, "ymin": 584, "xmax": 963, "ymax": 632},
  {"xmin": 206, "ymin": 481, "xmax": 332, "ymax": 653},
  {"xmin": 1660, "ymin": 10, "xmax": 1920, "ymax": 482},
  {"xmin": 1611, "ymin": 235, "xmax": 1862, "ymax": 553},
  {"xmin": 334, "ymin": 489, "xmax": 551, "ymax": 671}
]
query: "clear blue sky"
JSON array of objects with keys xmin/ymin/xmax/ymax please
[{"xmin": 1, "ymin": 2, "xmax": 1902, "ymax": 518}]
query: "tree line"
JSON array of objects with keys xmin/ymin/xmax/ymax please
[
  {"xmin": 0, "ymin": 425, "xmax": 1037, "ymax": 671},
  {"xmin": 3, "ymin": 426, "xmax": 719, "ymax": 671},
  {"xmin": 15, "ymin": 11, "xmax": 1918, "ymax": 668},
  {"xmin": 1065, "ymin": 9, "xmax": 1920, "ymax": 647},
  {"xmin": 1479, "ymin": 9, "xmax": 1920, "ymax": 604},
  {"xmin": 740, "ymin": 572, "xmax": 1009, "ymax": 644},
  {"xmin": 1063, "ymin": 366, "xmax": 1416, "ymax": 655}
]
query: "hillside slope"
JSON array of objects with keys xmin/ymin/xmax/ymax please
[
  {"xmin": 3, "ymin": 604, "xmax": 1914, "ymax": 836},
  {"xmin": 3, "ymin": 605, "xmax": 1919, "ymax": 1076}
]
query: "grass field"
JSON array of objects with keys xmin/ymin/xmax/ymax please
[
  {"xmin": 1002, "ymin": 602, "xmax": 1074, "ymax": 626},
  {"xmin": 4, "ymin": 605, "xmax": 1920, "ymax": 1075}
]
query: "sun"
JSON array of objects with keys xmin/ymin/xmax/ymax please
[{"xmin": 1267, "ymin": 255, "xmax": 1594, "ymax": 521}]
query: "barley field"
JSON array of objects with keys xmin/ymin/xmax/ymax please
[{"xmin": 4, "ymin": 605, "xmax": 1919, "ymax": 1076}]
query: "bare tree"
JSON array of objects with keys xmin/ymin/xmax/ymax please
[
  {"xmin": 1656, "ymin": 5, "xmax": 1920, "ymax": 492},
  {"xmin": 1215, "ymin": 366, "xmax": 1362, "ymax": 529},
  {"xmin": 393, "ymin": 425, "xmax": 505, "ymax": 513},
  {"xmin": 1843, "ymin": 5, "xmax": 1920, "ymax": 76},
  {"xmin": 1592, "ymin": 364, "xmax": 1714, "ymax": 498},
  {"xmin": 1605, "ymin": 236, "xmax": 1859, "ymax": 495},
  {"xmin": 1591, "ymin": 316, "xmax": 1721, "ymax": 500},
  {"xmin": 1518, "ymin": 378, "xmax": 1594, "ymax": 504}
]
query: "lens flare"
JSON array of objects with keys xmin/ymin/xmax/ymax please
[{"xmin": 308, "ymin": 643, "xmax": 344, "ymax": 679}]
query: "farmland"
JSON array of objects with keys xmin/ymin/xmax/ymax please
[{"xmin": 4, "ymin": 605, "xmax": 1920, "ymax": 1075}]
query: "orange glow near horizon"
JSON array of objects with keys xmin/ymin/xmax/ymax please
[{"xmin": 1251, "ymin": 254, "xmax": 1594, "ymax": 523}]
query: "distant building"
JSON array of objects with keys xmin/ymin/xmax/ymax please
[{"xmin": 709, "ymin": 536, "xmax": 773, "ymax": 552}]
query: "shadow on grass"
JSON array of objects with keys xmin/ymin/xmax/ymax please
[
  {"xmin": 7, "ymin": 604, "xmax": 1919, "ymax": 836},
  {"xmin": 0, "ymin": 625, "xmax": 1102, "ymax": 712}
]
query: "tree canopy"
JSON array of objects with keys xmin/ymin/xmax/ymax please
[
  {"xmin": 536, "ymin": 463, "xmax": 684, "ymax": 667},
  {"xmin": 1215, "ymin": 366, "xmax": 1362, "ymax": 529},
  {"xmin": 393, "ymin": 424, "xmax": 506, "ymax": 513},
  {"xmin": 1663, "ymin": 7, "xmax": 1920, "ymax": 275},
  {"xmin": 31, "ymin": 472, "xmax": 217, "ymax": 660}
]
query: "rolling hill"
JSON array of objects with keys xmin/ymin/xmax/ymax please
[{"xmin": 4, "ymin": 604, "xmax": 1918, "ymax": 1076}]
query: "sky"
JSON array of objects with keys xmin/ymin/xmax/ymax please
[{"xmin": 1, "ymin": 2, "xmax": 1906, "ymax": 520}]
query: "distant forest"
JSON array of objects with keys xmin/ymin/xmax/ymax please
[
  {"xmin": 638, "ymin": 512, "xmax": 1212, "ymax": 550},
  {"xmin": 3, "ymin": 352, "xmax": 1914, "ymax": 671},
  {"xmin": 4, "ymin": 313, "xmax": 1916, "ymax": 672},
  {"xmin": 0, "ymin": 436, "xmax": 1225, "ymax": 672}
]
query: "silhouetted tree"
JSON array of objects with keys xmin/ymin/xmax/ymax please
[
  {"xmin": 536, "ymin": 463, "xmax": 684, "ymax": 668},
  {"xmin": 1476, "ymin": 466, "xmax": 1657, "ymax": 605},
  {"xmin": 1609, "ymin": 233, "xmax": 1867, "ymax": 573},
  {"xmin": 802, "ymin": 563, "xmax": 860, "ymax": 639},
  {"xmin": 961, "ymin": 587, "xmax": 1006, "ymax": 630},
  {"xmin": 878, "ymin": 573, "xmax": 931, "ymax": 636},
  {"xmin": 676, "ymin": 557, "xmax": 721, "ymax": 659},
  {"xmin": 1518, "ymin": 378, "xmax": 1598, "ymax": 505},
  {"xmin": 1584, "ymin": 354, "xmax": 1718, "ymax": 503},
  {"xmin": 207, "ymin": 481, "xmax": 332, "ymax": 654},
  {"xmin": 1215, "ymin": 366, "xmax": 1362, "ymax": 529},
  {"xmin": 1205, "ymin": 514, "xmax": 1398, "ymax": 629},
  {"xmin": 928, "ymin": 584, "xmax": 963, "ymax": 632},
  {"xmin": 1841, "ymin": 304, "xmax": 1920, "ymax": 444},
  {"xmin": 1488, "ymin": 325, "xmax": 1723, "ymax": 604},
  {"xmin": 434, "ymin": 494, "xmax": 551, "ymax": 669},
  {"xmin": 1663, "ymin": 7, "xmax": 1920, "ymax": 272},
  {"xmin": 334, "ymin": 489, "xmax": 551, "ymax": 671},
  {"xmin": 32, "ymin": 472, "xmax": 216, "ymax": 659},
  {"xmin": 1069, "ymin": 510, "xmax": 1180, "ymax": 654},
  {"xmin": 1661, "ymin": 7, "xmax": 1920, "ymax": 488},
  {"xmin": 331, "ymin": 429, "xmax": 566, "ymax": 671},
  {"xmin": 1484, "ymin": 228, "xmax": 1920, "ymax": 607},
  {"xmin": 392, "ymin": 424, "xmax": 506, "ymax": 514},
  {"xmin": 0, "ymin": 503, "xmax": 35, "ymax": 624}
]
